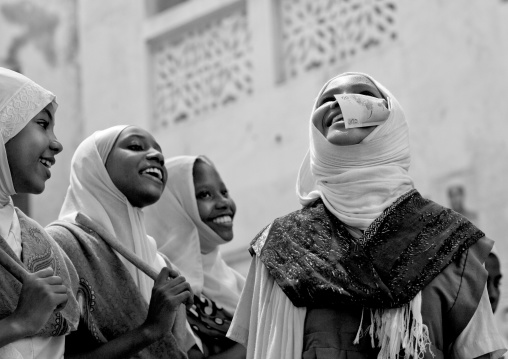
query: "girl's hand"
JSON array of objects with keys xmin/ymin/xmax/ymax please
[
  {"xmin": 143, "ymin": 267, "xmax": 193, "ymax": 340},
  {"xmin": 11, "ymin": 267, "xmax": 68, "ymax": 337}
]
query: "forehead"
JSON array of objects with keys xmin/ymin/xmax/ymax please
[
  {"xmin": 193, "ymin": 160, "xmax": 220, "ymax": 182},
  {"xmin": 117, "ymin": 126, "xmax": 160, "ymax": 147},
  {"xmin": 323, "ymin": 74, "xmax": 379, "ymax": 94}
]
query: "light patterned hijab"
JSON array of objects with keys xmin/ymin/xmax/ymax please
[
  {"xmin": 0, "ymin": 67, "xmax": 57, "ymax": 207},
  {"xmin": 297, "ymin": 72, "xmax": 414, "ymax": 231},
  {"xmin": 58, "ymin": 125, "xmax": 166, "ymax": 302},
  {"xmin": 145, "ymin": 156, "xmax": 245, "ymax": 315}
]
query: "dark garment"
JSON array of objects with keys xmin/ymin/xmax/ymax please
[
  {"xmin": 46, "ymin": 221, "xmax": 187, "ymax": 359},
  {"xmin": 252, "ymin": 190, "xmax": 485, "ymax": 309},
  {"xmin": 302, "ymin": 236, "xmax": 492, "ymax": 358}
]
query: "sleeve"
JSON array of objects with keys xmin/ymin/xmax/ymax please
[
  {"xmin": 227, "ymin": 255, "xmax": 306, "ymax": 359},
  {"xmin": 451, "ymin": 286, "xmax": 507, "ymax": 359},
  {"xmin": 227, "ymin": 256, "xmax": 257, "ymax": 346}
]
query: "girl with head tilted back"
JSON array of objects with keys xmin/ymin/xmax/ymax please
[
  {"xmin": 227, "ymin": 72, "xmax": 506, "ymax": 359},
  {"xmin": 0, "ymin": 67, "xmax": 79, "ymax": 359}
]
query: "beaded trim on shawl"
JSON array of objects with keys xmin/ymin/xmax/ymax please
[
  {"xmin": 0, "ymin": 81, "xmax": 53, "ymax": 143},
  {"xmin": 251, "ymin": 190, "xmax": 485, "ymax": 309}
]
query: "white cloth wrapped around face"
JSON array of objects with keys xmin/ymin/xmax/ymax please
[{"xmin": 297, "ymin": 72, "xmax": 414, "ymax": 232}]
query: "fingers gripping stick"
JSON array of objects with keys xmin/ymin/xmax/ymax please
[
  {"xmin": 75, "ymin": 212, "xmax": 173, "ymax": 281},
  {"xmin": 0, "ymin": 248, "xmax": 67, "ymax": 312}
]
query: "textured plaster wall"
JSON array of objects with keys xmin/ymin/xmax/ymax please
[{"xmin": 152, "ymin": 0, "xmax": 508, "ymax": 275}]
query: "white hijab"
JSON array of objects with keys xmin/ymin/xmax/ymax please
[
  {"xmin": 145, "ymin": 155, "xmax": 245, "ymax": 315},
  {"xmin": 297, "ymin": 72, "xmax": 414, "ymax": 231},
  {"xmin": 59, "ymin": 125, "xmax": 165, "ymax": 302},
  {"xmin": 0, "ymin": 67, "xmax": 57, "ymax": 237}
]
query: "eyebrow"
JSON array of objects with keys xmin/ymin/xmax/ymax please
[
  {"xmin": 124, "ymin": 134, "xmax": 162, "ymax": 152},
  {"xmin": 319, "ymin": 82, "xmax": 383, "ymax": 103},
  {"xmin": 42, "ymin": 108, "xmax": 53, "ymax": 121}
]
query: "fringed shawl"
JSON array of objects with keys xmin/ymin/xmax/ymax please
[
  {"xmin": 46, "ymin": 221, "xmax": 187, "ymax": 359},
  {"xmin": 252, "ymin": 190, "xmax": 485, "ymax": 309}
]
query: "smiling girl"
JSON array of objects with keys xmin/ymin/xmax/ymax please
[
  {"xmin": 145, "ymin": 156, "xmax": 246, "ymax": 359},
  {"xmin": 228, "ymin": 72, "xmax": 506, "ymax": 359},
  {"xmin": 46, "ymin": 125, "xmax": 194, "ymax": 359},
  {"xmin": 0, "ymin": 67, "xmax": 79, "ymax": 358}
]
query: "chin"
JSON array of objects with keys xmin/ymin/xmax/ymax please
[
  {"xmin": 327, "ymin": 128, "xmax": 373, "ymax": 146},
  {"xmin": 218, "ymin": 231, "xmax": 234, "ymax": 242},
  {"xmin": 29, "ymin": 183, "xmax": 46, "ymax": 195}
]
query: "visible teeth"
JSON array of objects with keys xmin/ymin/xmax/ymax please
[
  {"xmin": 39, "ymin": 158, "xmax": 52, "ymax": 168},
  {"xmin": 142, "ymin": 167, "xmax": 162, "ymax": 180},
  {"xmin": 212, "ymin": 216, "xmax": 232, "ymax": 224},
  {"xmin": 332, "ymin": 114, "xmax": 344, "ymax": 123}
]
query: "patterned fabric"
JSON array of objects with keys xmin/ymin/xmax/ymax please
[
  {"xmin": 0, "ymin": 67, "xmax": 57, "ymax": 144},
  {"xmin": 46, "ymin": 221, "xmax": 188, "ymax": 359},
  {"xmin": 253, "ymin": 190, "xmax": 485, "ymax": 309},
  {"xmin": 0, "ymin": 209, "xmax": 79, "ymax": 336},
  {"xmin": 0, "ymin": 67, "xmax": 57, "ymax": 207},
  {"xmin": 187, "ymin": 293, "xmax": 237, "ymax": 355}
]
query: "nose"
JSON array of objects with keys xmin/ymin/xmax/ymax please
[
  {"xmin": 146, "ymin": 149, "xmax": 164, "ymax": 166},
  {"xmin": 215, "ymin": 194, "xmax": 229, "ymax": 209},
  {"xmin": 50, "ymin": 139, "xmax": 63, "ymax": 154}
]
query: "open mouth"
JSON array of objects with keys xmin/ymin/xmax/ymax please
[
  {"xmin": 140, "ymin": 167, "xmax": 163, "ymax": 181},
  {"xmin": 211, "ymin": 215, "xmax": 232, "ymax": 225},
  {"xmin": 331, "ymin": 114, "xmax": 344, "ymax": 125},
  {"xmin": 325, "ymin": 111, "xmax": 344, "ymax": 128},
  {"xmin": 39, "ymin": 158, "xmax": 52, "ymax": 168}
]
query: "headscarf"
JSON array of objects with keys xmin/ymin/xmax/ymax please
[
  {"xmin": 297, "ymin": 72, "xmax": 414, "ymax": 231},
  {"xmin": 145, "ymin": 155, "xmax": 245, "ymax": 315},
  {"xmin": 0, "ymin": 67, "xmax": 57, "ymax": 218},
  {"xmin": 0, "ymin": 67, "xmax": 79, "ymax": 337},
  {"xmin": 58, "ymin": 125, "xmax": 166, "ymax": 302}
]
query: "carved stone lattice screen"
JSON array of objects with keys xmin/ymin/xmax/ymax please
[
  {"xmin": 151, "ymin": 9, "xmax": 253, "ymax": 128},
  {"xmin": 279, "ymin": 0, "xmax": 397, "ymax": 80}
]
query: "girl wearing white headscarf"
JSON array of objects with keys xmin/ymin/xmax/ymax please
[
  {"xmin": 145, "ymin": 155, "xmax": 246, "ymax": 358},
  {"xmin": 0, "ymin": 67, "xmax": 79, "ymax": 359},
  {"xmin": 228, "ymin": 72, "xmax": 506, "ymax": 359},
  {"xmin": 46, "ymin": 125, "xmax": 194, "ymax": 359}
]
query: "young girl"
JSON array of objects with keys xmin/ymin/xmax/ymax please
[
  {"xmin": 0, "ymin": 67, "xmax": 79, "ymax": 358},
  {"xmin": 45, "ymin": 125, "xmax": 195, "ymax": 359},
  {"xmin": 145, "ymin": 155, "xmax": 246, "ymax": 358},
  {"xmin": 227, "ymin": 72, "xmax": 506, "ymax": 359}
]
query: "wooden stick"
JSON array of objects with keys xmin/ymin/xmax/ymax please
[
  {"xmin": 75, "ymin": 212, "xmax": 160, "ymax": 280},
  {"xmin": 0, "ymin": 248, "xmax": 29, "ymax": 283}
]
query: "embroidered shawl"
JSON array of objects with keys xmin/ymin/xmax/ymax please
[
  {"xmin": 0, "ymin": 209, "xmax": 79, "ymax": 336},
  {"xmin": 252, "ymin": 190, "xmax": 485, "ymax": 309},
  {"xmin": 46, "ymin": 221, "xmax": 187, "ymax": 359}
]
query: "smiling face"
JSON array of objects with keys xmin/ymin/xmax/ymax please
[
  {"xmin": 193, "ymin": 159, "xmax": 236, "ymax": 242},
  {"xmin": 312, "ymin": 74, "xmax": 385, "ymax": 146},
  {"xmin": 105, "ymin": 126, "xmax": 167, "ymax": 208},
  {"xmin": 5, "ymin": 105, "xmax": 63, "ymax": 194}
]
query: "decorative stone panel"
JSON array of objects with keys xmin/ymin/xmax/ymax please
[
  {"xmin": 151, "ymin": 8, "xmax": 253, "ymax": 128},
  {"xmin": 279, "ymin": 0, "xmax": 397, "ymax": 80}
]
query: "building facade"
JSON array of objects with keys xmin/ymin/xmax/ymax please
[{"xmin": 1, "ymin": 0, "xmax": 508, "ymax": 338}]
